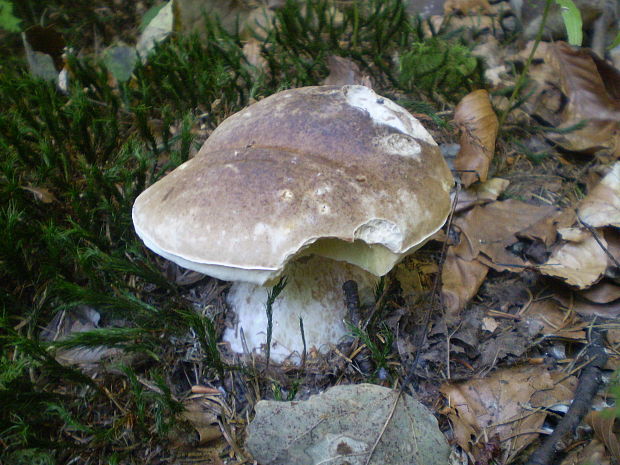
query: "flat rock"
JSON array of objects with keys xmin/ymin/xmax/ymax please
[{"xmin": 246, "ymin": 383, "xmax": 450, "ymax": 465}]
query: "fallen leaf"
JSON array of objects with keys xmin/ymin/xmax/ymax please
[
  {"xmin": 539, "ymin": 231, "xmax": 608, "ymax": 288},
  {"xmin": 441, "ymin": 249, "xmax": 488, "ymax": 317},
  {"xmin": 102, "ymin": 44, "xmax": 138, "ymax": 83},
  {"xmin": 578, "ymin": 162, "xmax": 620, "ymax": 228},
  {"xmin": 455, "ymin": 177, "xmax": 510, "ymax": 212},
  {"xmin": 454, "ymin": 90, "xmax": 498, "ymax": 187},
  {"xmin": 481, "ymin": 317, "xmax": 498, "ymax": 332},
  {"xmin": 540, "ymin": 42, "xmax": 620, "ymax": 152},
  {"xmin": 441, "ymin": 365, "xmax": 576, "ymax": 454},
  {"xmin": 40, "ymin": 306, "xmax": 123, "ymax": 373},
  {"xmin": 453, "ymin": 199, "xmax": 557, "ymax": 271},
  {"xmin": 137, "ymin": 1, "xmax": 173, "ymax": 61},
  {"xmin": 557, "ymin": 227, "xmax": 589, "ymax": 242},
  {"xmin": 518, "ymin": 208, "xmax": 575, "ymax": 247},
  {"xmin": 522, "ymin": 299, "xmax": 586, "ymax": 340},
  {"xmin": 552, "ymin": 285, "xmax": 620, "ymax": 318},
  {"xmin": 181, "ymin": 398, "xmax": 222, "ymax": 446},
  {"xmin": 559, "ymin": 439, "xmax": 609, "ymax": 465},
  {"xmin": 580, "ymin": 281, "xmax": 620, "ymax": 304},
  {"xmin": 586, "ymin": 409, "xmax": 620, "ymax": 463},
  {"xmin": 21, "ymin": 186, "xmax": 57, "ymax": 203},
  {"xmin": 247, "ymin": 384, "xmax": 449, "ymax": 465}
]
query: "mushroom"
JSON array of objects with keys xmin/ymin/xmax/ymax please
[{"xmin": 132, "ymin": 85, "xmax": 453, "ymax": 362}]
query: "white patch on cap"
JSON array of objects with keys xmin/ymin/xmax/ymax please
[
  {"xmin": 375, "ymin": 133, "xmax": 422, "ymax": 159},
  {"xmin": 354, "ymin": 219, "xmax": 403, "ymax": 252},
  {"xmin": 315, "ymin": 185, "xmax": 332, "ymax": 196},
  {"xmin": 279, "ymin": 189, "xmax": 294, "ymax": 201},
  {"xmin": 343, "ymin": 85, "xmax": 436, "ymax": 145}
]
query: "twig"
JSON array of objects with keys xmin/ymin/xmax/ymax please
[
  {"xmin": 578, "ymin": 215, "xmax": 620, "ymax": 269},
  {"xmin": 363, "ymin": 389, "xmax": 402, "ymax": 465},
  {"xmin": 526, "ymin": 325, "xmax": 608, "ymax": 465}
]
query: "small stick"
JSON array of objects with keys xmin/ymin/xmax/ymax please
[{"xmin": 526, "ymin": 325, "xmax": 608, "ymax": 465}]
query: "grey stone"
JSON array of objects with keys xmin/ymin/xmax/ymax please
[{"xmin": 246, "ymin": 383, "xmax": 450, "ymax": 465}]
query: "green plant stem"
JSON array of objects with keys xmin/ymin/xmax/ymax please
[{"xmin": 498, "ymin": 0, "xmax": 553, "ymax": 129}]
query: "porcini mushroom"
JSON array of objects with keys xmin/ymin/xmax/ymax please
[{"xmin": 132, "ymin": 85, "xmax": 453, "ymax": 362}]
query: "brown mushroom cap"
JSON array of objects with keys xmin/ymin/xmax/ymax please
[{"xmin": 132, "ymin": 85, "xmax": 453, "ymax": 285}]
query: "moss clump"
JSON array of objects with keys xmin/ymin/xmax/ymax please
[{"xmin": 399, "ymin": 37, "xmax": 483, "ymax": 101}]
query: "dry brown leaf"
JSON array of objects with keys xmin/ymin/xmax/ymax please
[
  {"xmin": 322, "ymin": 55, "xmax": 372, "ymax": 88},
  {"xmin": 541, "ymin": 42, "xmax": 620, "ymax": 152},
  {"xmin": 40, "ymin": 306, "xmax": 124, "ymax": 372},
  {"xmin": 455, "ymin": 177, "xmax": 510, "ymax": 213},
  {"xmin": 559, "ymin": 439, "xmax": 609, "ymax": 465},
  {"xmin": 21, "ymin": 186, "xmax": 57, "ymax": 203},
  {"xmin": 552, "ymin": 286, "xmax": 620, "ymax": 318},
  {"xmin": 586, "ymin": 409, "xmax": 620, "ymax": 463},
  {"xmin": 580, "ymin": 281, "xmax": 620, "ymax": 304},
  {"xmin": 539, "ymin": 231, "xmax": 608, "ymax": 288},
  {"xmin": 578, "ymin": 162, "xmax": 620, "ymax": 228},
  {"xmin": 517, "ymin": 208, "xmax": 574, "ymax": 247},
  {"xmin": 181, "ymin": 398, "xmax": 222, "ymax": 446},
  {"xmin": 453, "ymin": 199, "xmax": 557, "ymax": 270},
  {"xmin": 441, "ymin": 249, "xmax": 489, "ymax": 318},
  {"xmin": 522, "ymin": 299, "xmax": 586, "ymax": 340},
  {"xmin": 454, "ymin": 90, "xmax": 498, "ymax": 187},
  {"xmin": 557, "ymin": 227, "xmax": 589, "ymax": 242},
  {"xmin": 441, "ymin": 365, "xmax": 576, "ymax": 454}
]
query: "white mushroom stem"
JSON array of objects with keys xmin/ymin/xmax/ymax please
[{"xmin": 223, "ymin": 255, "xmax": 378, "ymax": 363}]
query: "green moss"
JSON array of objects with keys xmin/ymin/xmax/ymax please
[{"xmin": 399, "ymin": 37, "xmax": 484, "ymax": 101}]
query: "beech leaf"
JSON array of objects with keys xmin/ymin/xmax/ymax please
[{"xmin": 454, "ymin": 89, "xmax": 498, "ymax": 187}]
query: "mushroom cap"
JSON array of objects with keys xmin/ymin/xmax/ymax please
[{"xmin": 132, "ymin": 85, "xmax": 453, "ymax": 285}]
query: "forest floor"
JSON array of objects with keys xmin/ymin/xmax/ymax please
[{"xmin": 1, "ymin": 0, "xmax": 620, "ymax": 464}]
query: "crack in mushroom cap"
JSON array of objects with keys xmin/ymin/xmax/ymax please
[{"xmin": 132, "ymin": 86, "xmax": 453, "ymax": 285}]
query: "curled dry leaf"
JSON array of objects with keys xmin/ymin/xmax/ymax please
[
  {"xmin": 455, "ymin": 177, "xmax": 510, "ymax": 213},
  {"xmin": 180, "ymin": 398, "xmax": 222, "ymax": 446},
  {"xmin": 440, "ymin": 365, "xmax": 576, "ymax": 454},
  {"xmin": 552, "ymin": 285, "xmax": 620, "ymax": 319},
  {"xmin": 21, "ymin": 186, "xmax": 57, "ymax": 203},
  {"xmin": 39, "ymin": 306, "xmax": 123, "ymax": 373},
  {"xmin": 558, "ymin": 439, "xmax": 609, "ymax": 465},
  {"xmin": 540, "ymin": 42, "xmax": 620, "ymax": 152},
  {"xmin": 454, "ymin": 90, "xmax": 498, "ymax": 187},
  {"xmin": 580, "ymin": 281, "xmax": 620, "ymax": 304},
  {"xmin": 441, "ymin": 248, "xmax": 488, "ymax": 318},
  {"xmin": 539, "ymin": 231, "xmax": 608, "ymax": 288},
  {"xmin": 586, "ymin": 409, "xmax": 620, "ymax": 463},
  {"xmin": 578, "ymin": 162, "xmax": 620, "ymax": 228}
]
